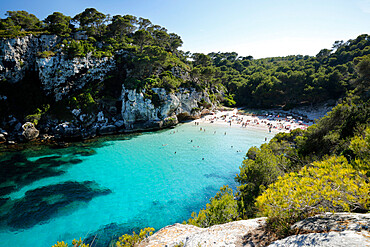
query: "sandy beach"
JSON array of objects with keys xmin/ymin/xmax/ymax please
[{"xmin": 192, "ymin": 106, "xmax": 332, "ymax": 134}]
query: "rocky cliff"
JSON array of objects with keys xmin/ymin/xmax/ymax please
[
  {"xmin": 139, "ymin": 213, "xmax": 370, "ymax": 247},
  {"xmin": 0, "ymin": 35, "xmax": 214, "ymax": 144},
  {"xmin": 121, "ymin": 86, "xmax": 211, "ymax": 129},
  {"xmin": 37, "ymin": 54, "xmax": 115, "ymax": 101}
]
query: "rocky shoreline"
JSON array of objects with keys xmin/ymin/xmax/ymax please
[
  {"xmin": 0, "ymin": 87, "xmax": 212, "ymax": 147},
  {"xmin": 0, "ymin": 103, "xmax": 333, "ymax": 151},
  {"xmin": 138, "ymin": 213, "xmax": 370, "ymax": 247}
]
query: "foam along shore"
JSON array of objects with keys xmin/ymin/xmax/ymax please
[{"xmin": 193, "ymin": 106, "xmax": 332, "ymax": 134}]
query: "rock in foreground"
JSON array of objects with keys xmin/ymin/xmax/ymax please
[
  {"xmin": 139, "ymin": 218, "xmax": 266, "ymax": 247},
  {"xmin": 268, "ymin": 213, "xmax": 370, "ymax": 247},
  {"xmin": 140, "ymin": 213, "xmax": 370, "ymax": 247}
]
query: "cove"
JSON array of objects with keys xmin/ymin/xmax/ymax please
[{"xmin": 0, "ymin": 122, "xmax": 272, "ymax": 247}]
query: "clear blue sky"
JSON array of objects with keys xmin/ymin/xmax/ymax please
[{"xmin": 1, "ymin": 0, "xmax": 369, "ymax": 58}]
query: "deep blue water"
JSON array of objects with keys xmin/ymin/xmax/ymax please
[{"xmin": 0, "ymin": 122, "xmax": 272, "ymax": 246}]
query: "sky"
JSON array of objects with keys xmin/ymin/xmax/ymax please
[{"xmin": 1, "ymin": 0, "xmax": 369, "ymax": 58}]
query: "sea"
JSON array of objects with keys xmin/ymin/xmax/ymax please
[{"xmin": 0, "ymin": 122, "xmax": 273, "ymax": 246}]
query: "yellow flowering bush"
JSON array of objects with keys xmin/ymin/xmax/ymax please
[
  {"xmin": 52, "ymin": 238, "xmax": 89, "ymax": 247},
  {"xmin": 256, "ymin": 156, "xmax": 370, "ymax": 233},
  {"xmin": 116, "ymin": 227, "xmax": 154, "ymax": 247}
]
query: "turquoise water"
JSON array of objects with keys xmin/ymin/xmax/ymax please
[{"xmin": 0, "ymin": 122, "xmax": 272, "ymax": 246}]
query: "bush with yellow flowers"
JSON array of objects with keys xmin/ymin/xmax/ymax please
[
  {"xmin": 255, "ymin": 156, "xmax": 370, "ymax": 235},
  {"xmin": 116, "ymin": 227, "xmax": 155, "ymax": 247},
  {"xmin": 52, "ymin": 238, "xmax": 89, "ymax": 247}
]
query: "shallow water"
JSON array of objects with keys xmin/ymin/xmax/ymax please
[{"xmin": 0, "ymin": 122, "xmax": 273, "ymax": 246}]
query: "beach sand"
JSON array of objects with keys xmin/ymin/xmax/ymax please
[{"xmin": 192, "ymin": 107, "xmax": 329, "ymax": 134}]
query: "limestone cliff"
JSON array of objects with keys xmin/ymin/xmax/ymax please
[
  {"xmin": 121, "ymin": 87, "xmax": 211, "ymax": 129},
  {"xmin": 37, "ymin": 54, "xmax": 115, "ymax": 101},
  {"xmin": 0, "ymin": 34, "xmax": 215, "ymax": 143},
  {"xmin": 0, "ymin": 35, "xmax": 58, "ymax": 82}
]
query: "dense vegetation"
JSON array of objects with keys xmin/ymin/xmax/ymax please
[
  {"xmin": 186, "ymin": 55, "xmax": 370, "ymax": 236},
  {"xmin": 1, "ymin": 10, "xmax": 370, "ymax": 124},
  {"xmin": 0, "ymin": 9, "xmax": 192, "ymax": 123}
]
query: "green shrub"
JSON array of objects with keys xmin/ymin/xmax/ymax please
[
  {"xmin": 223, "ymin": 94, "xmax": 236, "ymax": 107},
  {"xmin": 37, "ymin": 50, "xmax": 55, "ymax": 58},
  {"xmin": 235, "ymin": 144, "xmax": 289, "ymax": 218},
  {"xmin": 191, "ymin": 107, "xmax": 201, "ymax": 113},
  {"xmin": 69, "ymin": 93, "xmax": 97, "ymax": 113},
  {"xmin": 185, "ymin": 185, "xmax": 238, "ymax": 228},
  {"xmin": 349, "ymin": 126, "xmax": 370, "ymax": 176},
  {"xmin": 116, "ymin": 227, "xmax": 154, "ymax": 247},
  {"xmin": 25, "ymin": 104, "xmax": 50, "ymax": 125}
]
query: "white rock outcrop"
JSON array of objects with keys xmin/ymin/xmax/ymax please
[
  {"xmin": 268, "ymin": 231, "xmax": 370, "ymax": 247},
  {"xmin": 121, "ymin": 86, "xmax": 212, "ymax": 129},
  {"xmin": 37, "ymin": 55, "xmax": 115, "ymax": 100},
  {"xmin": 0, "ymin": 34, "xmax": 116, "ymax": 101},
  {"xmin": 140, "ymin": 213, "xmax": 370, "ymax": 247},
  {"xmin": 139, "ymin": 219, "xmax": 266, "ymax": 247},
  {"xmin": 0, "ymin": 34, "xmax": 58, "ymax": 82},
  {"xmin": 268, "ymin": 213, "xmax": 370, "ymax": 247}
]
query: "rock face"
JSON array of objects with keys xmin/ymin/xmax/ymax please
[
  {"xmin": 0, "ymin": 34, "xmax": 115, "ymax": 100},
  {"xmin": 269, "ymin": 231, "xmax": 370, "ymax": 247},
  {"xmin": 121, "ymin": 87, "xmax": 211, "ymax": 129},
  {"xmin": 139, "ymin": 219, "xmax": 266, "ymax": 247},
  {"xmin": 0, "ymin": 35, "xmax": 58, "ymax": 82},
  {"xmin": 268, "ymin": 213, "xmax": 370, "ymax": 247},
  {"xmin": 37, "ymin": 55, "xmax": 115, "ymax": 100},
  {"xmin": 140, "ymin": 213, "xmax": 370, "ymax": 247}
]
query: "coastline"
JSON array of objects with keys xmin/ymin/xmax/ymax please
[
  {"xmin": 192, "ymin": 107, "xmax": 321, "ymax": 134},
  {"xmin": 0, "ymin": 105, "xmax": 331, "ymax": 151}
]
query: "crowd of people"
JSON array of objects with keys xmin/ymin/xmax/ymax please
[{"xmin": 195, "ymin": 109, "xmax": 313, "ymax": 133}]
